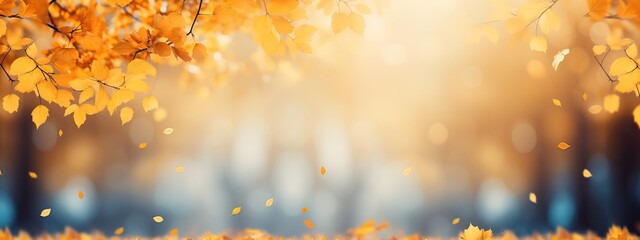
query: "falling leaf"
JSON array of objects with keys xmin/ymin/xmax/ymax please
[
  {"xmin": 557, "ymin": 142, "xmax": 571, "ymax": 150},
  {"xmin": 163, "ymin": 128, "xmax": 174, "ymax": 135},
  {"xmin": 266, "ymin": 198, "xmax": 273, "ymax": 207},
  {"xmin": 552, "ymin": 48, "xmax": 569, "ymax": 71},
  {"xmin": 320, "ymin": 166, "xmax": 326, "ymax": 176},
  {"xmin": 529, "ymin": 193, "xmax": 537, "ymax": 204},
  {"xmin": 603, "ymin": 94, "xmax": 620, "ymax": 113},
  {"xmin": 232, "ymin": 207, "xmax": 242, "ymax": 215},
  {"xmin": 301, "ymin": 207, "xmax": 309, "ymax": 213},
  {"xmin": 114, "ymin": 227, "xmax": 124, "ymax": 235},
  {"xmin": 169, "ymin": 228, "xmax": 179, "ymax": 236},
  {"xmin": 28, "ymin": 171, "xmax": 38, "ymax": 179},
  {"xmin": 530, "ymin": 36, "xmax": 547, "ymax": 53},
  {"xmin": 583, "ymin": 169, "xmax": 592, "ymax": 178},
  {"xmin": 40, "ymin": 208, "xmax": 51, "ymax": 217},
  {"xmin": 153, "ymin": 216, "xmax": 164, "ymax": 223},
  {"xmin": 452, "ymin": 218, "xmax": 461, "ymax": 225},
  {"xmin": 138, "ymin": 142, "xmax": 148, "ymax": 149},
  {"xmin": 78, "ymin": 191, "xmax": 84, "ymax": 200},
  {"xmin": 403, "ymin": 167, "xmax": 412, "ymax": 176},
  {"xmin": 58, "ymin": 129, "xmax": 63, "ymax": 136},
  {"xmin": 176, "ymin": 166, "xmax": 185, "ymax": 173},
  {"xmin": 582, "ymin": 93, "xmax": 588, "ymax": 101},
  {"xmin": 303, "ymin": 219, "xmax": 315, "ymax": 229},
  {"xmin": 552, "ymin": 98, "xmax": 562, "ymax": 107},
  {"xmin": 589, "ymin": 105, "xmax": 603, "ymax": 114}
]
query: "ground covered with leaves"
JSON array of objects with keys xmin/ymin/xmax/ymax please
[{"xmin": 0, "ymin": 224, "xmax": 636, "ymax": 240}]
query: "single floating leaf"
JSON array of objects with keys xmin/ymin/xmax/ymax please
[
  {"xmin": 58, "ymin": 129, "xmax": 63, "ymax": 137},
  {"xmin": 176, "ymin": 166, "xmax": 185, "ymax": 173},
  {"xmin": 320, "ymin": 166, "xmax": 326, "ymax": 176},
  {"xmin": 403, "ymin": 167, "xmax": 412, "ymax": 176},
  {"xmin": 138, "ymin": 142, "xmax": 148, "ymax": 149},
  {"xmin": 169, "ymin": 228, "xmax": 178, "ymax": 236},
  {"xmin": 153, "ymin": 216, "xmax": 164, "ymax": 223},
  {"xmin": 120, "ymin": 107, "xmax": 134, "ymax": 125},
  {"xmin": 143, "ymin": 96, "xmax": 159, "ymax": 112},
  {"xmin": 301, "ymin": 207, "xmax": 309, "ymax": 213},
  {"xmin": 557, "ymin": 142, "xmax": 571, "ymax": 150},
  {"xmin": 582, "ymin": 93, "xmax": 588, "ymax": 102},
  {"xmin": 529, "ymin": 193, "xmax": 537, "ymax": 204},
  {"xmin": 28, "ymin": 171, "xmax": 38, "ymax": 179},
  {"xmin": 40, "ymin": 208, "xmax": 51, "ymax": 217},
  {"xmin": 31, "ymin": 105, "xmax": 49, "ymax": 129},
  {"xmin": 552, "ymin": 48, "xmax": 569, "ymax": 71},
  {"xmin": 232, "ymin": 207, "xmax": 242, "ymax": 215},
  {"xmin": 163, "ymin": 128, "xmax": 174, "ymax": 135},
  {"xmin": 583, "ymin": 169, "xmax": 593, "ymax": 178},
  {"xmin": 452, "ymin": 217, "xmax": 460, "ymax": 225},
  {"xmin": 78, "ymin": 191, "xmax": 84, "ymax": 200},
  {"xmin": 266, "ymin": 198, "xmax": 274, "ymax": 207},
  {"xmin": 552, "ymin": 98, "xmax": 562, "ymax": 107},
  {"xmin": 114, "ymin": 227, "xmax": 124, "ymax": 235},
  {"xmin": 303, "ymin": 219, "xmax": 315, "ymax": 229}
]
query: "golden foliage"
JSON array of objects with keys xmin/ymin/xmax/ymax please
[{"xmin": 0, "ymin": 0, "xmax": 384, "ymax": 128}]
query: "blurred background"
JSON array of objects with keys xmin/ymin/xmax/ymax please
[{"xmin": 1, "ymin": 0, "xmax": 640, "ymax": 237}]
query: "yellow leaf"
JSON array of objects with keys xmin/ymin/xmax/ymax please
[
  {"xmin": 120, "ymin": 107, "xmax": 134, "ymax": 125},
  {"xmin": 356, "ymin": 4, "xmax": 371, "ymax": 14},
  {"xmin": 589, "ymin": 105, "xmax": 603, "ymax": 114},
  {"xmin": 633, "ymin": 105, "xmax": 640, "ymax": 128},
  {"xmin": 603, "ymin": 94, "xmax": 620, "ymax": 113},
  {"xmin": 320, "ymin": 166, "xmax": 326, "ymax": 176},
  {"xmin": 266, "ymin": 198, "xmax": 273, "ymax": 207},
  {"xmin": 316, "ymin": 0, "xmax": 334, "ymax": 15},
  {"xmin": 153, "ymin": 216, "xmax": 164, "ymax": 223},
  {"xmin": 552, "ymin": 98, "xmax": 562, "ymax": 107},
  {"xmin": 40, "ymin": 208, "xmax": 51, "ymax": 217},
  {"xmin": 267, "ymin": 0, "xmax": 298, "ymax": 15},
  {"xmin": 138, "ymin": 142, "xmax": 148, "ymax": 149},
  {"xmin": 31, "ymin": 105, "xmax": 48, "ymax": 129},
  {"xmin": 331, "ymin": 12, "xmax": 349, "ymax": 35},
  {"xmin": 9, "ymin": 56, "xmax": 35, "ymax": 75},
  {"xmin": 78, "ymin": 191, "xmax": 84, "ymax": 199},
  {"xmin": 552, "ymin": 48, "xmax": 569, "ymax": 71},
  {"xmin": 143, "ymin": 96, "xmax": 159, "ymax": 112},
  {"xmin": 58, "ymin": 129, "xmax": 63, "ymax": 136},
  {"xmin": 25, "ymin": 43, "xmax": 37, "ymax": 57},
  {"xmin": 530, "ymin": 36, "xmax": 547, "ymax": 53},
  {"xmin": 347, "ymin": 13, "xmax": 365, "ymax": 35},
  {"xmin": 301, "ymin": 207, "xmax": 309, "ymax": 213},
  {"xmin": 163, "ymin": 128, "xmax": 174, "ymax": 135},
  {"xmin": 127, "ymin": 59, "xmax": 157, "ymax": 77},
  {"xmin": 176, "ymin": 166, "xmax": 184, "ymax": 173},
  {"xmin": 403, "ymin": 167, "xmax": 412, "ymax": 176},
  {"xmin": 2, "ymin": 94, "xmax": 19, "ymax": 113},
  {"xmin": 169, "ymin": 228, "xmax": 178, "ymax": 236},
  {"xmin": 582, "ymin": 93, "xmax": 588, "ymax": 101},
  {"xmin": 452, "ymin": 217, "xmax": 460, "ymax": 225},
  {"xmin": 593, "ymin": 45, "xmax": 608, "ymax": 55},
  {"xmin": 114, "ymin": 227, "xmax": 124, "ymax": 235},
  {"xmin": 253, "ymin": 15, "xmax": 280, "ymax": 54},
  {"xmin": 303, "ymin": 219, "xmax": 315, "ymax": 229},
  {"xmin": 79, "ymin": 87, "xmax": 94, "ymax": 104},
  {"xmin": 557, "ymin": 142, "xmax": 571, "ymax": 150},
  {"xmin": 28, "ymin": 171, "xmax": 37, "ymax": 179},
  {"xmin": 192, "ymin": 43, "xmax": 207, "ymax": 63},
  {"xmin": 529, "ymin": 192, "xmax": 537, "ymax": 204},
  {"xmin": 231, "ymin": 206, "xmax": 242, "ymax": 215},
  {"xmin": 627, "ymin": 43, "xmax": 638, "ymax": 58},
  {"xmin": 583, "ymin": 169, "xmax": 592, "ymax": 178}
]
